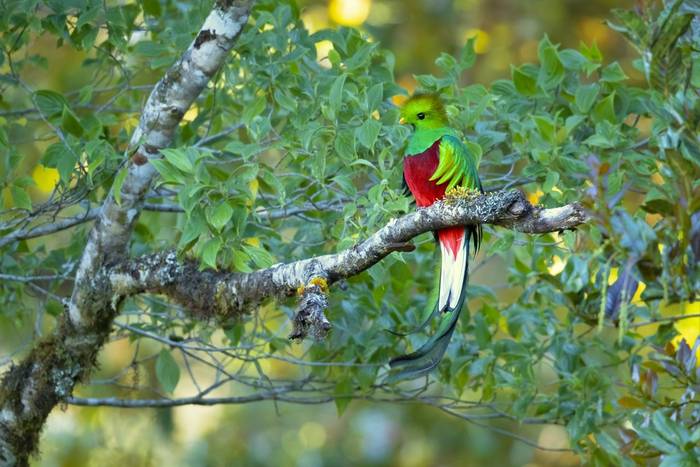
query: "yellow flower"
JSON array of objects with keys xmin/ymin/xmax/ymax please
[
  {"xmin": 328, "ymin": 0, "xmax": 371, "ymax": 27},
  {"xmin": 672, "ymin": 302, "xmax": 700, "ymax": 363},
  {"xmin": 463, "ymin": 28, "xmax": 491, "ymax": 54},
  {"xmin": 32, "ymin": 165, "xmax": 60, "ymax": 193}
]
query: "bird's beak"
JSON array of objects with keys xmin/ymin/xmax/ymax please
[{"xmin": 399, "ymin": 117, "xmax": 406, "ymax": 125}]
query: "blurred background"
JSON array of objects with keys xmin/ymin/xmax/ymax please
[
  {"xmin": 3, "ymin": 0, "xmax": 642, "ymax": 466},
  {"xmin": 308, "ymin": 0, "xmax": 637, "ymax": 91}
]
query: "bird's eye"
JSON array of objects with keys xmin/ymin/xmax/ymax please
[{"xmin": 417, "ymin": 112, "xmax": 425, "ymax": 120}]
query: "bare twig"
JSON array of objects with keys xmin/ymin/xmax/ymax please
[{"xmin": 0, "ymin": 207, "xmax": 99, "ymax": 248}]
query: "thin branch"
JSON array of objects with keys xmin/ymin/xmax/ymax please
[
  {"xmin": 143, "ymin": 197, "xmax": 345, "ymax": 220},
  {"xmin": 194, "ymin": 123, "xmax": 244, "ymax": 147},
  {"xmin": 0, "ymin": 207, "xmax": 99, "ymax": 248},
  {"xmin": 0, "ymin": 274, "xmax": 71, "ymax": 283},
  {"xmin": 438, "ymin": 406, "xmax": 572, "ymax": 453},
  {"xmin": 630, "ymin": 313, "xmax": 700, "ymax": 329},
  {"xmin": 66, "ymin": 390, "xmax": 572, "ymax": 452}
]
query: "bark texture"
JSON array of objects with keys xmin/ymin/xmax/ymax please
[{"xmin": 0, "ymin": 2, "xmax": 253, "ymax": 465}]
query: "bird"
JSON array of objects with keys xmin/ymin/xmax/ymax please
[{"xmin": 387, "ymin": 93, "xmax": 483, "ymax": 381}]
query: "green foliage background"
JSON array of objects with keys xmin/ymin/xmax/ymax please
[{"xmin": 1, "ymin": 0, "xmax": 699, "ymax": 465}]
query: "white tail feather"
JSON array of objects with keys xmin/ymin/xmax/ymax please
[
  {"xmin": 450, "ymin": 238, "xmax": 467, "ymax": 308},
  {"xmin": 438, "ymin": 231, "xmax": 468, "ymax": 312},
  {"xmin": 438, "ymin": 242, "xmax": 451, "ymax": 311}
]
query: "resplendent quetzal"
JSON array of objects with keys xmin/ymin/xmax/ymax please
[{"xmin": 388, "ymin": 93, "xmax": 483, "ymax": 381}]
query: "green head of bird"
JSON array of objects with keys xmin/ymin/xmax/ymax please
[{"xmin": 399, "ymin": 93, "xmax": 448, "ymax": 130}]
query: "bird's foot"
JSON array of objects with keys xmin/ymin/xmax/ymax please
[{"xmin": 444, "ymin": 186, "xmax": 480, "ymax": 201}]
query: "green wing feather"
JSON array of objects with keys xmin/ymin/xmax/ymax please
[
  {"xmin": 432, "ymin": 135, "xmax": 484, "ymax": 255},
  {"xmin": 429, "ymin": 135, "xmax": 482, "ymax": 192}
]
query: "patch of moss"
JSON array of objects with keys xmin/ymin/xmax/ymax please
[{"xmin": 0, "ymin": 311, "xmax": 116, "ymax": 464}]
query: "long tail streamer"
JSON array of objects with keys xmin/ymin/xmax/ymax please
[{"xmin": 387, "ymin": 225, "xmax": 479, "ymax": 382}]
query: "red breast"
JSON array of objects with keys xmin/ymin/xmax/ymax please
[
  {"xmin": 403, "ymin": 139, "xmax": 446, "ymax": 207},
  {"xmin": 403, "ymin": 138, "xmax": 463, "ymax": 258}
]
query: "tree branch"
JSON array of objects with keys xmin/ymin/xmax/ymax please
[
  {"xmin": 68, "ymin": 0, "xmax": 254, "ymax": 326},
  {"xmin": 0, "ymin": 207, "xmax": 99, "ymax": 249},
  {"xmin": 0, "ymin": 2, "xmax": 254, "ymax": 464},
  {"xmin": 65, "ymin": 391, "xmax": 572, "ymax": 452},
  {"xmin": 104, "ymin": 190, "xmax": 588, "ymax": 338}
]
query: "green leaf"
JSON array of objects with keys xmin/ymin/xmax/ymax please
[
  {"xmin": 601, "ymin": 62, "xmax": 628, "ymax": 82},
  {"xmin": 537, "ymin": 36, "xmax": 564, "ymax": 89},
  {"xmin": 34, "ymin": 90, "xmax": 67, "ymax": 117},
  {"xmin": 558, "ymin": 49, "xmax": 588, "ymax": 71},
  {"xmin": 10, "ymin": 185, "xmax": 32, "ymax": 210},
  {"xmin": 575, "ymin": 83, "xmax": 599, "ymax": 113},
  {"xmin": 232, "ymin": 248, "xmax": 252, "ymax": 273},
  {"xmin": 76, "ymin": 7, "xmax": 99, "ymax": 28},
  {"xmin": 366, "ymin": 82, "xmax": 383, "ymax": 112},
  {"xmin": 350, "ymin": 158, "xmax": 378, "ymax": 171},
  {"xmin": 334, "ymin": 377, "xmax": 353, "ymax": 416},
  {"xmin": 533, "ymin": 115, "xmax": 556, "ymax": 144},
  {"xmin": 592, "ymin": 93, "xmax": 617, "ymax": 124},
  {"xmin": 436, "ymin": 52, "xmax": 457, "ymax": 74},
  {"xmin": 242, "ymin": 96, "xmax": 267, "ymax": 124},
  {"xmin": 257, "ymin": 168, "xmax": 284, "ymax": 198},
  {"xmin": 334, "ymin": 129, "xmax": 356, "ymax": 161},
  {"xmin": 113, "ymin": 166, "xmax": 128, "ymax": 205},
  {"xmin": 312, "ymin": 147, "xmax": 327, "ymax": 181},
  {"xmin": 488, "ymin": 231, "xmax": 514, "ymax": 255},
  {"xmin": 207, "ymin": 202, "xmax": 233, "ymax": 231},
  {"xmin": 225, "ymin": 141, "xmax": 265, "ymax": 160},
  {"xmin": 155, "ymin": 349, "xmax": 180, "ymax": 393},
  {"xmin": 691, "ymin": 425, "xmax": 700, "ymax": 444},
  {"xmin": 77, "ymin": 85, "xmax": 94, "ymax": 105},
  {"xmin": 643, "ymin": 187, "xmax": 674, "ymax": 214},
  {"xmin": 691, "ymin": 57, "xmax": 700, "ymax": 88},
  {"xmin": 201, "ymin": 238, "xmax": 222, "ymax": 269},
  {"xmin": 42, "ymin": 143, "xmax": 76, "ymax": 182},
  {"xmin": 273, "ymin": 87, "xmax": 297, "ymax": 112},
  {"xmin": 179, "ymin": 210, "xmax": 206, "ymax": 250},
  {"xmin": 580, "ymin": 41, "xmax": 603, "ymax": 62},
  {"xmin": 512, "ymin": 66, "xmax": 537, "ymax": 96},
  {"xmin": 150, "ymin": 159, "xmax": 185, "ymax": 185},
  {"xmin": 161, "ymin": 148, "xmax": 193, "ymax": 173},
  {"xmin": 243, "ymin": 244, "xmax": 274, "ymax": 268},
  {"xmin": 329, "ymin": 73, "xmax": 347, "ymax": 120},
  {"xmin": 231, "ymin": 163, "xmax": 259, "ymax": 184},
  {"xmin": 460, "ymin": 37, "xmax": 477, "ymax": 70},
  {"xmin": 61, "ymin": 106, "xmax": 83, "ymax": 137},
  {"xmin": 652, "ymin": 411, "xmax": 687, "ymax": 447},
  {"xmin": 584, "ymin": 134, "xmax": 615, "ymax": 148},
  {"xmin": 134, "ymin": 41, "xmax": 167, "ymax": 58},
  {"xmin": 327, "ymin": 48, "xmax": 341, "ymax": 67},
  {"xmin": 356, "ymin": 119, "xmax": 381, "ymax": 150},
  {"xmin": 563, "ymin": 115, "xmax": 585, "ymax": 136},
  {"xmin": 543, "ymin": 171, "xmax": 560, "ymax": 193},
  {"xmin": 142, "ymin": 0, "xmax": 162, "ymax": 16}
]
